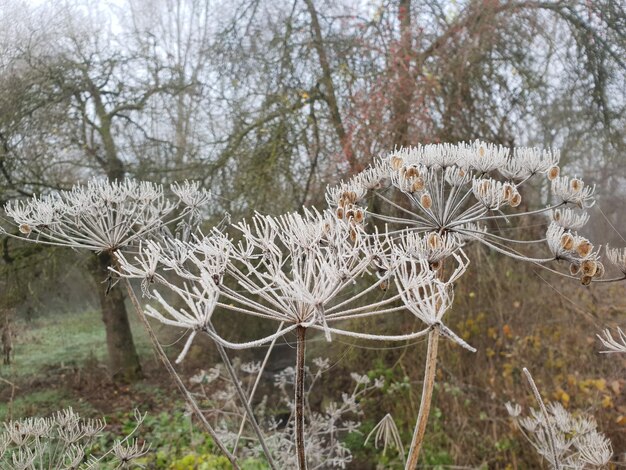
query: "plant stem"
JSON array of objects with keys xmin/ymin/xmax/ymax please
[
  {"xmin": 122, "ymin": 278, "xmax": 240, "ymax": 469},
  {"xmin": 405, "ymin": 327, "xmax": 439, "ymax": 470},
  {"xmin": 207, "ymin": 327, "xmax": 277, "ymax": 470},
  {"xmin": 295, "ymin": 325, "xmax": 307, "ymax": 470},
  {"xmin": 233, "ymin": 322, "xmax": 284, "ymax": 453},
  {"xmin": 523, "ymin": 368, "xmax": 561, "ymax": 470}
]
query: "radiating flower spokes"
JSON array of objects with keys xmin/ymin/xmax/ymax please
[
  {"xmin": 325, "ymin": 141, "xmax": 606, "ymax": 285},
  {"xmin": 145, "ymin": 274, "xmax": 220, "ymax": 363},
  {"xmin": 222, "ymin": 210, "xmax": 374, "ymax": 338},
  {"xmin": 550, "ymin": 208, "xmax": 590, "ymax": 231},
  {"xmin": 393, "ymin": 251, "xmax": 474, "ymax": 352},
  {"xmin": 394, "ymin": 230, "xmax": 464, "ymax": 267},
  {"xmin": 113, "ymin": 241, "xmax": 163, "ymax": 297},
  {"xmin": 502, "ymin": 146, "xmax": 559, "ymax": 180},
  {"xmin": 1, "ymin": 407, "xmax": 145, "ymax": 469},
  {"xmin": 395, "ymin": 268, "xmax": 450, "ymax": 324},
  {"xmin": 597, "ymin": 327, "xmax": 626, "ymax": 353},
  {"xmin": 170, "ymin": 180, "xmax": 211, "ymax": 211},
  {"xmin": 605, "ymin": 245, "xmax": 626, "ymax": 275},
  {"xmin": 3, "ymin": 178, "xmax": 211, "ymax": 253},
  {"xmin": 364, "ymin": 414, "xmax": 405, "ymax": 461},
  {"xmin": 551, "ymin": 176, "xmax": 596, "ymax": 209},
  {"xmin": 116, "ymin": 210, "xmax": 467, "ymax": 356},
  {"xmin": 508, "ymin": 398, "xmax": 613, "ymax": 469}
]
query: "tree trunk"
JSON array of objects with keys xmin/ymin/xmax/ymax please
[
  {"xmin": 392, "ymin": 0, "xmax": 413, "ymax": 147},
  {"xmin": 88, "ymin": 251, "xmax": 142, "ymax": 382},
  {"xmin": 303, "ymin": 0, "xmax": 358, "ymax": 174},
  {"xmin": 88, "ymin": 94, "xmax": 142, "ymax": 382}
]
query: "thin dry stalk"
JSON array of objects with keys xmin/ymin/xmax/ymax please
[
  {"xmin": 122, "ymin": 276, "xmax": 240, "ymax": 469},
  {"xmin": 523, "ymin": 368, "xmax": 562, "ymax": 470},
  {"xmin": 405, "ymin": 327, "xmax": 439, "ymax": 469},
  {"xmin": 206, "ymin": 327, "xmax": 277, "ymax": 469},
  {"xmin": 233, "ymin": 322, "xmax": 284, "ymax": 453},
  {"xmin": 295, "ymin": 325, "xmax": 307, "ymax": 470}
]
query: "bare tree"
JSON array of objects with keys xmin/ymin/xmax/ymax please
[{"xmin": 0, "ymin": 1, "xmax": 191, "ymax": 381}]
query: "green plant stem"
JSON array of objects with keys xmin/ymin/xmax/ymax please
[
  {"xmin": 295, "ymin": 325, "xmax": 307, "ymax": 470},
  {"xmin": 122, "ymin": 277, "xmax": 240, "ymax": 469},
  {"xmin": 405, "ymin": 327, "xmax": 439, "ymax": 470}
]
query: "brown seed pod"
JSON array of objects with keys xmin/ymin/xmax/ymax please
[
  {"xmin": 594, "ymin": 262, "xmax": 605, "ymax": 278},
  {"xmin": 553, "ymin": 210, "xmax": 561, "ymax": 222},
  {"xmin": 336, "ymin": 207, "xmax": 344, "ymax": 219},
  {"xmin": 405, "ymin": 166, "xmax": 419, "ymax": 179},
  {"xmin": 427, "ymin": 232, "xmax": 442, "ymax": 250},
  {"xmin": 379, "ymin": 280, "xmax": 389, "ymax": 291},
  {"xmin": 569, "ymin": 263, "xmax": 580, "ymax": 276},
  {"xmin": 581, "ymin": 259, "xmax": 598, "ymax": 277},
  {"xmin": 345, "ymin": 209, "xmax": 355, "ymax": 220},
  {"xmin": 354, "ymin": 208, "xmax": 364, "ymax": 223},
  {"xmin": 421, "ymin": 192, "xmax": 432, "ymax": 209},
  {"xmin": 580, "ymin": 275, "xmax": 592, "ymax": 286},
  {"xmin": 430, "ymin": 260, "xmax": 442, "ymax": 271},
  {"xmin": 560, "ymin": 233, "xmax": 575, "ymax": 251},
  {"xmin": 479, "ymin": 180, "xmax": 490, "ymax": 196},
  {"xmin": 341, "ymin": 191, "xmax": 356, "ymax": 204},
  {"xmin": 349, "ymin": 228, "xmax": 357, "ymax": 242},
  {"xmin": 19, "ymin": 224, "xmax": 31, "ymax": 235},
  {"xmin": 478, "ymin": 144, "xmax": 486, "ymax": 157},
  {"xmin": 503, "ymin": 183, "xmax": 513, "ymax": 201},
  {"xmin": 547, "ymin": 165, "xmax": 560, "ymax": 181},
  {"xmin": 576, "ymin": 239, "xmax": 593, "ymax": 258},
  {"xmin": 510, "ymin": 192, "xmax": 522, "ymax": 208},
  {"xmin": 570, "ymin": 178, "xmax": 583, "ymax": 193},
  {"xmin": 391, "ymin": 156, "xmax": 403, "ymax": 170},
  {"xmin": 411, "ymin": 177, "xmax": 425, "ymax": 193}
]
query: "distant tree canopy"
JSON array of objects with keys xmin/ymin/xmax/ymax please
[
  {"xmin": 0, "ymin": 0, "xmax": 624, "ymax": 380},
  {"xmin": 0, "ymin": 0, "xmax": 623, "ymax": 211}
]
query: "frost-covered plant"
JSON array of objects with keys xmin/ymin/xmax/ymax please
[
  {"xmin": 0, "ymin": 408, "xmax": 147, "ymax": 470},
  {"xmin": 597, "ymin": 327, "xmax": 626, "ymax": 354},
  {"xmin": 2, "ymin": 178, "xmax": 238, "ymax": 467},
  {"xmin": 5, "ymin": 142, "xmax": 622, "ymax": 469},
  {"xmin": 506, "ymin": 369, "xmax": 612, "ymax": 469},
  {"xmin": 599, "ymin": 247, "xmax": 626, "ymax": 353},
  {"xmin": 325, "ymin": 141, "xmax": 622, "ymax": 467},
  {"xmin": 119, "ymin": 209, "xmax": 467, "ymax": 352},
  {"xmin": 326, "ymin": 142, "xmax": 625, "ymax": 284},
  {"xmin": 365, "ymin": 414, "xmax": 405, "ymax": 463},
  {"xmin": 190, "ymin": 358, "xmax": 384, "ymax": 469},
  {"xmin": 4, "ymin": 179, "xmax": 208, "ymax": 252},
  {"xmin": 115, "ymin": 208, "xmax": 468, "ymax": 468}
]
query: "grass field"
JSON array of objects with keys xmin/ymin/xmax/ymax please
[
  {"xmin": 7, "ymin": 310, "xmax": 141, "ymax": 373},
  {"xmin": 0, "ymin": 308, "xmax": 152, "ymax": 419},
  {"xmin": 0, "ymin": 309, "xmax": 276, "ymax": 469}
]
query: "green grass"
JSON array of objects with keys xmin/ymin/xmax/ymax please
[
  {"xmin": 0, "ymin": 307, "xmax": 154, "ymax": 422},
  {"xmin": 1, "ymin": 308, "xmax": 151, "ymax": 381},
  {"xmin": 0, "ymin": 389, "xmax": 92, "ymax": 421}
]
